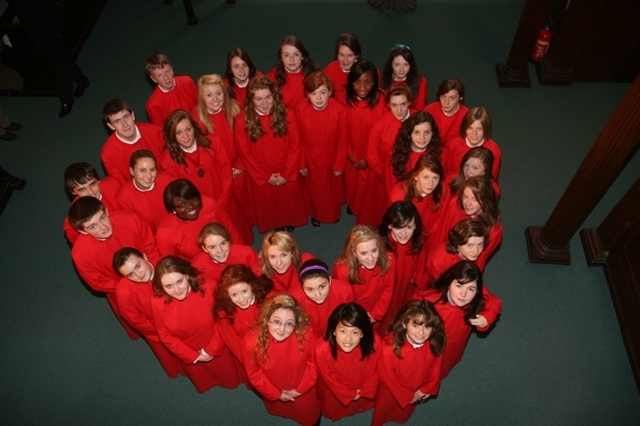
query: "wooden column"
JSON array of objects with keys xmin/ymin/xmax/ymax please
[
  {"xmin": 525, "ymin": 74, "xmax": 640, "ymax": 264},
  {"xmin": 581, "ymin": 178, "xmax": 640, "ymax": 265},
  {"xmin": 496, "ymin": 0, "xmax": 553, "ymax": 88}
]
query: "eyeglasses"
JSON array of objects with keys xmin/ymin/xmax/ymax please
[{"xmin": 269, "ymin": 319, "xmax": 295, "ymax": 330}]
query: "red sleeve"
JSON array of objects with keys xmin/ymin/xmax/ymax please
[
  {"xmin": 216, "ymin": 319, "xmax": 243, "ymax": 361},
  {"xmin": 152, "ymin": 301, "xmax": 201, "ymax": 364},
  {"xmin": 115, "ymin": 279, "xmax": 158, "ymax": 340},
  {"xmin": 419, "ymin": 351, "xmax": 443, "ymax": 396},
  {"xmin": 280, "ymin": 116, "xmax": 302, "ymax": 181},
  {"xmin": 233, "ymin": 114, "xmax": 271, "ymax": 186},
  {"xmin": 366, "ymin": 121, "xmax": 385, "ymax": 178},
  {"xmin": 315, "ymin": 340, "xmax": 359, "ymax": 405},
  {"xmin": 241, "ymin": 332, "xmax": 283, "ymax": 401},
  {"xmin": 377, "ymin": 341, "xmax": 415, "ymax": 408},
  {"xmin": 369, "ymin": 261, "xmax": 396, "ymax": 321},
  {"xmin": 332, "ymin": 102, "xmax": 349, "ymax": 173},
  {"xmin": 477, "ymin": 285, "xmax": 502, "ymax": 332},
  {"xmin": 359, "ymin": 335, "xmax": 381, "ymax": 398},
  {"xmin": 294, "ymin": 333, "xmax": 319, "ymax": 394},
  {"xmin": 205, "ymin": 134, "xmax": 233, "ymax": 209},
  {"xmin": 411, "ymin": 77, "xmax": 428, "ymax": 110},
  {"xmin": 71, "ymin": 241, "xmax": 118, "ymax": 294}
]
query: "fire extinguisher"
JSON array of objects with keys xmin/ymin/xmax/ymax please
[{"xmin": 532, "ymin": 25, "xmax": 553, "ymax": 62}]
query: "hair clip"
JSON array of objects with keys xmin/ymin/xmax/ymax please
[{"xmin": 391, "ymin": 44, "xmax": 411, "ymax": 52}]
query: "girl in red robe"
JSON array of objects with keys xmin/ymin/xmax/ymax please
[
  {"xmin": 241, "ymin": 294, "xmax": 321, "ymax": 425},
  {"xmin": 442, "ymin": 106, "xmax": 502, "ymax": 184},
  {"xmin": 212, "ymin": 264, "xmax": 274, "ymax": 382},
  {"xmin": 372, "ymin": 300, "xmax": 446, "ymax": 426},
  {"xmin": 378, "ymin": 201, "xmax": 427, "ymax": 331},
  {"xmin": 449, "ymin": 146, "xmax": 501, "ymax": 198},
  {"xmin": 267, "ymin": 35, "xmax": 321, "ymax": 108},
  {"xmin": 259, "ymin": 231, "xmax": 314, "ymax": 293},
  {"xmin": 315, "ymin": 302, "xmax": 379, "ymax": 421},
  {"xmin": 323, "ymin": 32, "xmax": 362, "ymax": 105},
  {"xmin": 389, "ymin": 154, "xmax": 450, "ymax": 240},
  {"xmin": 423, "ymin": 78, "xmax": 468, "ymax": 146},
  {"xmin": 380, "ymin": 44, "xmax": 428, "ymax": 110},
  {"xmin": 234, "ymin": 76, "xmax": 308, "ymax": 232},
  {"xmin": 414, "ymin": 261, "xmax": 502, "ymax": 379},
  {"xmin": 333, "ymin": 225, "xmax": 396, "ymax": 334},
  {"xmin": 289, "ymin": 259, "xmax": 355, "ymax": 338},
  {"xmin": 191, "ymin": 223, "xmax": 260, "ymax": 283},
  {"xmin": 294, "ymin": 71, "xmax": 348, "ymax": 226},
  {"xmin": 151, "ymin": 256, "xmax": 242, "ymax": 393},
  {"xmin": 224, "ymin": 47, "xmax": 261, "ymax": 108}
]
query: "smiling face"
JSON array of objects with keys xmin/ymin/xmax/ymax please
[
  {"xmin": 79, "ymin": 209, "xmax": 113, "ymax": 239},
  {"xmin": 268, "ymin": 308, "xmax": 296, "ymax": 342},
  {"xmin": 302, "ymin": 276, "xmax": 331, "ymax": 305},
  {"xmin": 172, "ymin": 196, "xmax": 202, "ymax": 221},
  {"xmin": 267, "ymin": 246, "xmax": 293, "ymax": 274},
  {"xmin": 227, "ymin": 282, "xmax": 254, "ymax": 310},
  {"xmin": 174, "ymin": 118, "xmax": 195, "ymax": 150},
  {"xmin": 391, "ymin": 55, "xmax": 410, "ymax": 80},
  {"xmin": 463, "ymin": 157, "xmax": 486, "ymax": 179},
  {"xmin": 130, "ymin": 157, "xmax": 157, "ymax": 191},
  {"xmin": 337, "ymin": 45, "xmax": 357, "ymax": 71},
  {"xmin": 230, "ymin": 56, "xmax": 250, "ymax": 85},
  {"xmin": 448, "ymin": 279, "xmax": 478, "ymax": 307},
  {"xmin": 201, "ymin": 234, "xmax": 230, "ymax": 263},
  {"xmin": 107, "ymin": 110, "xmax": 136, "ymax": 141},
  {"xmin": 118, "ymin": 254, "xmax": 154, "ymax": 283},
  {"xmin": 389, "ymin": 94, "xmax": 409, "ymax": 121},
  {"xmin": 160, "ymin": 272, "xmax": 191, "ymax": 301},
  {"xmin": 149, "ymin": 65, "xmax": 176, "ymax": 91},
  {"xmin": 353, "ymin": 71, "xmax": 374, "ymax": 99},
  {"xmin": 458, "ymin": 236, "xmax": 485, "ymax": 262},
  {"xmin": 466, "ymin": 120, "xmax": 485, "ymax": 147},
  {"xmin": 72, "ymin": 178, "xmax": 102, "ymax": 199},
  {"xmin": 334, "ymin": 323, "xmax": 363, "ymax": 353},
  {"xmin": 389, "ymin": 218, "xmax": 416, "ymax": 245},
  {"xmin": 252, "ymin": 88, "xmax": 274, "ymax": 115},
  {"xmin": 354, "ymin": 239, "xmax": 379, "ymax": 270},
  {"xmin": 461, "ymin": 187, "xmax": 482, "ymax": 217},
  {"xmin": 203, "ymin": 83, "xmax": 225, "ymax": 113},
  {"xmin": 405, "ymin": 316, "xmax": 432, "ymax": 346},
  {"xmin": 308, "ymin": 85, "xmax": 331, "ymax": 110},
  {"xmin": 411, "ymin": 122, "xmax": 433, "ymax": 151},
  {"xmin": 281, "ymin": 45, "xmax": 303, "ymax": 73},
  {"xmin": 414, "ymin": 167, "xmax": 440, "ymax": 195}
]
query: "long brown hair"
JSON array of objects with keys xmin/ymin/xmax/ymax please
[
  {"xmin": 152, "ymin": 256, "xmax": 205, "ymax": 303},
  {"xmin": 391, "ymin": 111, "xmax": 442, "ymax": 180},
  {"xmin": 163, "ymin": 109, "xmax": 211, "ymax": 168},
  {"xmin": 388, "ymin": 300, "xmax": 446, "ymax": 359},
  {"xmin": 243, "ymin": 76, "xmax": 288, "ymax": 142}
]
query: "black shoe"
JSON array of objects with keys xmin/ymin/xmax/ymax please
[
  {"xmin": 5, "ymin": 123, "xmax": 22, "ymax": 131},
  {"xmin": 74, "ymin": 79, "xmax": 90, "ymax": 98},
  {"xmin": 0, "ymin": 131, "xmax": 17, "ymax": 141},
  {"xmin": 311, "ymin": 218, "xmax": 320, "ymax": 227},
  {"xmin": 186, "ymin": 15, "xmax": 198, "ymax": 25},
  {"xmin": 59, "ymin": 101, "xmax": 74, "ymax": 117},
  {"xmin": 346, "ymin": 206, "xmax": 354, "ymax": 215},
  {"xmin": 284, "ymin": 226, "xmax": 295, "ymax": 232}
]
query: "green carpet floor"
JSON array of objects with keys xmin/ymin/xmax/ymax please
[{"xmin": 1, "ymin": 0, "xmax": 639, "ymax": 424}]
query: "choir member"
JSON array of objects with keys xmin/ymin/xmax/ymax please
[
  {"xmin": 449, "ymin": 146, "xmax": 500, "ymax": 198},
  {"xmin": 234, "ymin": 76, "xmax": 307, "ymax": 232},
  {"xmin": 267, "ymin": 35, "xmax": 321, "ymax": 108},
  {"xmin": 372, "ymin": 300, "xmax": 445, "ymax": 426},
  {"xmin": 152, "ymin": 256, "xmax": 242, "ymax": 393},
  {"xmin": 224, "ymin": 47, "xmax": 261, "ymax": 108},
  {"xmin": 423, "ymin": 78, "xmax": 468, "ymax": 145},
  {"xmin": 62, "ymin": 162, "xmax": 121, "ymax": 245},
  {"xmin": 145, "ymin": 53, "xmax": 198, "ymax": 126},
  {"xmin": 442, "ymin": 106, "xmax": 502, "ymax": 184},
  {"xmin": 68, "ymin": 197, "xmax": 159, "ymax": 339},
  {"xmin": 155, "ymin": 179, "xmax": 240, "ymax": 259},
  {"xmin": 118, "ymin": 150, "xmax": 174, "ymax": 233},
  {"xmin": 380, "ymin": 44, "xmax": 428, "ymax": 110},
  {"xmin": 113, "ymin": 247, "xmax": 181, "ymax": 377},
  {"xmin": 414, "ymin": 261, "xmax": 502, "ymax": 379},
  {"xmin": 191, "ymin": 222, "xmax": 260, "ymax": 282},
  {"xmin": 241, "ymin": 294, "xmax": 321, "ymax": 425},
  {"xmin": 315, "ymin": 303, "xmax": 379, "ymax": 421},
  {"xmin": 333, "ymin": 225, "xmax": 396, "ymax": 333},
  {"xmin": 289, "ymin": 259, "xmax": 354, "ymax": 338},
  {"xmin": 378, "ymin": 201, "xmax": 427, "ymax": 330},
  {"xmin": 100, "ymin": 99, "xmax": 165, "ymax": 184},
  {"xmin": 259, "ymin": 231, "xmax": 314, "ymax": 293},
  {"xmin": 294, "ymin": 71, "xmax": 347, "ymax": 226},
  {"xmin": 323, "ymin": 33, "xmax": 362, "ymax": 104},
  {"xmin": 389, "ymin": 154, "xmax": 449, "ymax": 239},
  {"xmin": 344, "ymin": 60, "xmax": 388, "ymax": 225}
]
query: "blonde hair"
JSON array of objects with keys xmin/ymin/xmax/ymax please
[
  {"xmin": 259, "ymin": 231, "xmax": 303, "ymax": 277},
  {"xmin": 196, "ymin": 74, "xmax": 241, "ymax": 132},
  {"xmin": 336, "ymin": 225, "xmax": 391, "ymax": 283}
]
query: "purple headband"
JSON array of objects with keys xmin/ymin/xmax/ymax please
[{"xmin": 299, "ymin": 264, "xmax": 329, "ymax": 277}]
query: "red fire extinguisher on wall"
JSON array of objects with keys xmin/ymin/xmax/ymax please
[{"xmin": 532, "ymin": 25, "xmax": 553, "ymax": 62}]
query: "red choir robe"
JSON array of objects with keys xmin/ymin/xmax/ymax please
[
  {"xmin": 344, "ymin": 93, "xmax": 387, "ymax": 225},
  {"xmin": 266, "ymin": 68, "xmax": 307, "ymax": 108},
  {"xmin": 389, "ymin": 180, "xmax": 451, "ymax": 240},
  {"xmin": 414, "ymin": 285, "xmax": 502, "ymax": 379},
  {"xmin": 71, "ymin": 210, "xmax": 159, "ymax": 339},
  {"xmin": 115, "ymin": 276, "xmax": 182, "ymax": 377},
  {"xmin": 332, "ymin": 259, "xmax": 396, "ymax": 328},
  {"xmin": 242, "ymin": 328, "xmax": 321, "ymax": 425},
  {"xmin": 146, "ymin": 75, "xmax": 198, "ymax": 126},
  {"xmin": 263, "ymin": 252, "xmax": 315, "ymax": 294},
  {"xmin": 323, "ymin": 60, "xmax": 349, "ymax": 105},
  {"xmin": 63, "ymin": 178, "xmax": 122, "ymax": 245},
  {"xmin": 191, "ymin": 244, "xmax": 260, "ymax": 282},
  {"xmin": 315, "ymin": 334, "xmax": 381, "ymax": 421},
  {"xmin": 391, "ymin": 76, "xmax": 428, "ymax": 110},
  {"xmin": 294, "ymin": 98, "xmax": 348, "ymax": 224},
  {"xmin": 442, "ymin": 136, "xmax": 502, "ymax": 184},
  {"xmin": 152, "ymin": 279, "xmax": 242, "ymax": 392},
  {"xmin": 372, "ymin": 335, "xmax": 443, "ymax": 426},
  {"xmin": 423, "ymin": 102, "xmax": 469, "ymax": 146},
  {"xmin": 226, "ymin": 71, "xmax": 263, "ymax": 108},
  {"xmin": 155, "ymin": 195, "xmax": 241, "ymax": 260},
  {"xmin": 290, "ymin": 277, "xmax": 355, "ymax": 338},
  {"xmin": 424, "ymin": 237, "xmax": 491, "ymax": 285},
  {"xmin": 100, "ymin": 122, "xmax": 166, "ymax": 184},
  {"xmin": 234, "ymin": 110, "xmax": 307, "ymax": 233},
  {"xmin": 118, "ymin": 171, "xmax": 174, "ymax": 233}
]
